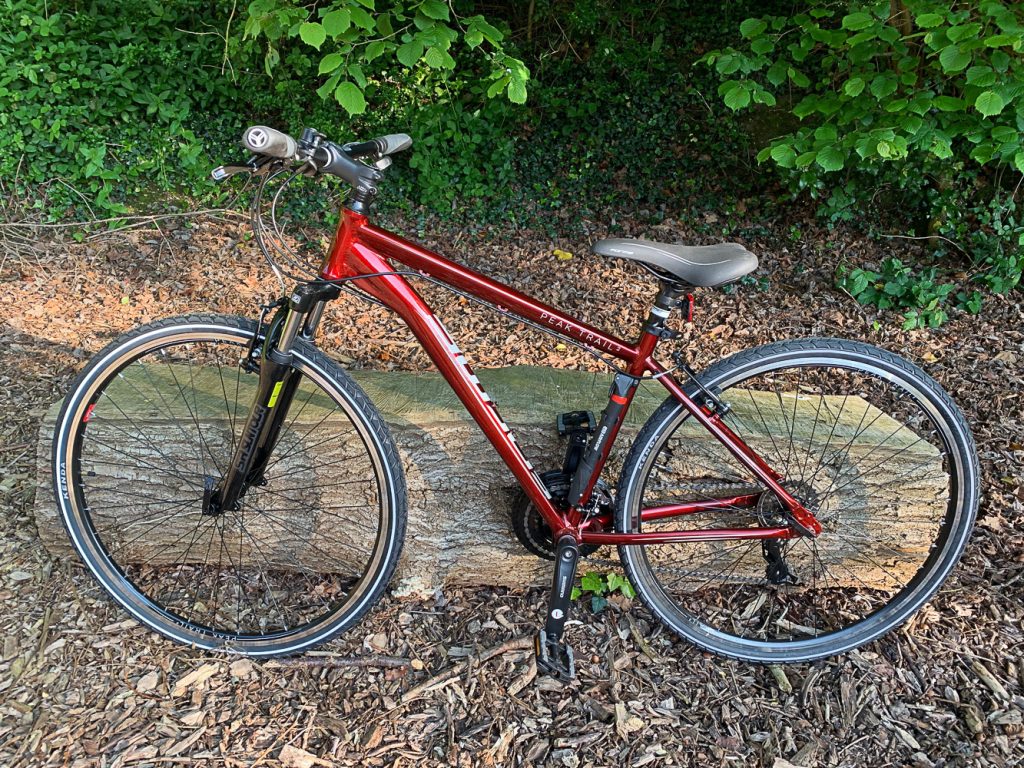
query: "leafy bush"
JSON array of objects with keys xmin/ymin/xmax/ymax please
[
  {"xmin": 838, "ymin": 258, "xmax": 957, "ymax": 328},
  {"xmin": 0, "ymin": 0, "xmax": 251, "ymax": 214},
  {"xmin": 702, "ymin": 1, "xmax": 1024, "ymax": 323},
  {"xmin": 571, "ymin": 571, "xmax": 636, "ymax": 613}
]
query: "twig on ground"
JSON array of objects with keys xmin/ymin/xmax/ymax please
[
  {"xmin": 263, "ymin": 655, "xmax": 411, "ymax": 670},
  {"xmin": 400, "ymin": 635, "xmax": 534, "ymax": 704}
]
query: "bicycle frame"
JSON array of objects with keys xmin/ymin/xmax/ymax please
[{"xmin": 318, "ymin": 208, "xmax": 819, "ymax": 546}]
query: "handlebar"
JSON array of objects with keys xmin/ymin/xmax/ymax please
[
  {"xmin": 216, "ymin": 125, "xmax": 413, "ymax": 210},
  {"xmin": 241, "ymin": 126, "xmax": 297, "ymax": 158}
]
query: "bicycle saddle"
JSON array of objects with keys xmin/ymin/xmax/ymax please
[{"xmin": 592, "ymin": 238, "xmax": 758, "ymax": 287}]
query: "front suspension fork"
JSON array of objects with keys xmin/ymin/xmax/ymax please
[{"xmin": 206, "ymin": 283, "xmax": 337, "ymax": 514}]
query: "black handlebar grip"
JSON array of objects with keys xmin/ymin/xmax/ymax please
[{"xmin": 241, "ymin": 126, "xmax": 297, "ymax": 158}]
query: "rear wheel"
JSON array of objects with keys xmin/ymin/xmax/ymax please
[
  {"xmin": 53, "ymin": 314, "xmax": 406, "ymax": 656},
  {"xmin": 616, "ymin": 338, "xmax": 978, "ymax": 663}
]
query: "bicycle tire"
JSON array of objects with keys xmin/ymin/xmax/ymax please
[
  {"xmin": 52, "ymin": 314, "xmax": 407, "ymax": 656},
  {"xmin": 616, "ymin": 338, "xmax": 979, "ymax": 663}
]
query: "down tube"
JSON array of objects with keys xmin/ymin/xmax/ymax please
[{"xmin": 346, "ymin": 242, "xmax": 564, "ymax": 527}]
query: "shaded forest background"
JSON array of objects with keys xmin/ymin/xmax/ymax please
[{"xmin": 1, "ymin": 0, "xmax": 1021, "ymax": 328}]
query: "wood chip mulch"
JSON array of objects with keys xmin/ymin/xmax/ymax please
[{"xmin": 0, "ymin": 201, "xmax": 1022, "ymax": 767}]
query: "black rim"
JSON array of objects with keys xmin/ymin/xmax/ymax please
[
  {"xmin": 631, "ymin": 354, "xmax": 963, "ymax": 651},
  {"xmin": 68, "ymin": 330, "xmax": 390, "ymax": 644}
]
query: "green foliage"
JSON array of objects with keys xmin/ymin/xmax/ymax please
[
  {"xmin": 837, "ymin": 258, "xmax": 957, "ymax": 328},
  {"xmin": 243, "ymin": 0, "xmax": 529, "ymax": 115},
  {"xmin": 704, "ymin": 2, "xmax": 1024, "ymax": 175},
  {"xmin": 703, "ymin": 1, "xmax": 1024, "ymax": 325},
  {"xmin": 0, "ymin": 0, "xmax": 247, "ymax": 214},
  {"xmin": 571, "ymin": 571, "xmax": 636, "ymax": 613}
]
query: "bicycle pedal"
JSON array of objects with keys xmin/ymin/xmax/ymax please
[
  {"xmin": 535, "ymin": 630, "xmax": 576, "ymax": 681},
  {"xmin": 556, "ymin": 410, "xmax": 595, "ymax": 437}
]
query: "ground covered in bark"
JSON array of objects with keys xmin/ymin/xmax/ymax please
[{"xmin": 0, "ymin": 197, "xmax": 1022, "ymax": 767}]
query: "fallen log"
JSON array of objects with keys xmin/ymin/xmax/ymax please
[{"xmin": 34, "ymin": 365, "xmax": 945, "ymax": 592}]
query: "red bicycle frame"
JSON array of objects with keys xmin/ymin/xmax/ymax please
[{"xmin": 320, "ymin": 208, "xmax": 820, "ymax": 546}]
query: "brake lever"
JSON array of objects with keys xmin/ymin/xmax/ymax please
[{"xmin": 210, "ymin": 154, "xmax": 285, "ymax": 182}]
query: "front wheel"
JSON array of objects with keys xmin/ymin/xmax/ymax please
[
  {"xmin": 53, "ymin": 314, "xmax": 407, "ymax": 656},
  {"xmin": 616, "ymin": 338, "xmax": 979, "ymax": 663}
]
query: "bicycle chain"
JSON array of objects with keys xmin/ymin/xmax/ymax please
[{"xmin": 576, "ymin": 482, "xmax": 785, "ymax": 586}]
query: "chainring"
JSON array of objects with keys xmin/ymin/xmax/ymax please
[{"xmin": 510, "ymin": 470, "xmax": 601, "ymax": 560}]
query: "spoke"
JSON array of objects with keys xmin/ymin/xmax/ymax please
[
  {"xmin": 80, "ymin": 438, "xmax": 204, "ymax": 489},
  {"xmin": 239, "ymin": 503, "xmax": 376, "ymax": 571},
  {"xmin": 166, "ymin": 359, "xmax": 223, "ymax": 477},
  {"xmin": 134, "ymin": 362, "xmax": 211, "ymax": 478},
  {"xmin": 230, "ymin": 511, "xmax": 337, "ymax": 623},
  {"xmin": 795, "ymin": 384, "xmax": 828, "ymax": 484},
  {"xmin": 261, "ymin": 405, "xmax": 346, "ymax": 473},
  {"xmin": 216, "ymin": 360, "xmax": 240, "ymax": 457},
  {"xmin": 228, "ymin": 507, "xmax": 292, "ymax": 633},
  {"xmin": 88, "ymin": 397, "xmax": 198, "ymax": 480}
]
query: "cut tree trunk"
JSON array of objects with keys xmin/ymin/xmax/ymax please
[{"xmin": 34, "ymin": 365, "xmax": 945, "ymax": 592}]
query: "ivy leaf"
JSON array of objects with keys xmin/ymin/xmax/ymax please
[
  {"xmin": 318, "ymin": 53, "xmax": 344, "ymax": 75},
  {"xmin": 334, "ymin": 81, "xmax": 366, "ymax": 115},
  {"xmin": 939, "ymin": 45, "xmax": 971, "ymax": 73},
  {"xmin": 740, "ymin": 18, "xmax": 767, "ymax": 38},
  {"xmin": 396, "ymin": 40, "xmax": 424, "ymax": 67},
  {"xmin": 299, "ymin": 22, "xmax": 327, "ymax": 51},
  {"xmin": 815, "ymin": 146, "xmax": 844, "ymax": 171},
  {"xmin": 975, "ymin": 91, "xmax": 1005, "ymax": 117},
  {"xmin": 580, "ymin": 572, "xmax": 604, "ymax": 594},
  {"xmin": 843, "ymin": 77, "xmax": 865, "ymax": 97},
  {"xmin": 841, "ymin": 12, "xmax": 873, "ymax": 31},
  {"xmin": 322, "ymin": 9, "xmax": 351, "ymax": 37}
]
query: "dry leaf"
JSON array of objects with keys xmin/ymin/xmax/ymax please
[
  {"xmin": 171, "ymin": 662, "xmax": 219, "ymax": 697},
  {"xmin": 279, "ymin": 744, "xmax": 326, "ymax": 768}
]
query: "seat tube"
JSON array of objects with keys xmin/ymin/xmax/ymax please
[{"xmin": 566, "ymin": 281, "xmax": 683, "ymax": 509}]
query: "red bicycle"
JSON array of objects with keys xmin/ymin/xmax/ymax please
[{"xmin": 53, "ymin": 126, "xmax": 979, "ymax": 674}]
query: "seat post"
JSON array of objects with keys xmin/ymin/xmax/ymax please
[{"xmin": 642, "ymin": 280, "xmax": 686, "ymax": 339}]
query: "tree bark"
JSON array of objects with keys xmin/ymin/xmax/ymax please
[{"xmin": 35, "ymin": 366, "xmax": 945, "ymax": 593}]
